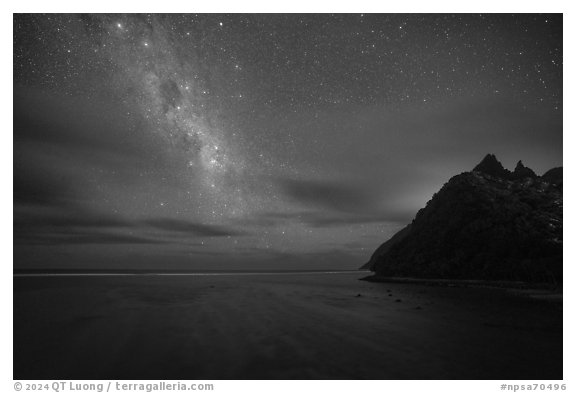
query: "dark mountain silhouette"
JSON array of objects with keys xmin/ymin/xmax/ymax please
[
  {"xmin": 364, "ymin": 154, "xmax": 562, "ymax": 283},
  {"xmin": 472, "ymin": 153, "xmax": 512, "ymax": 179},
  {"xmin": 542, "ymin": 167, "xmax": 563, "ymax": 185},
  {"xmin": 512, "ymin": 160, "xmax": 537, "ymax": 180},
  {"xmin": 360, "ymin": 225, "xmax": 411, "ymax": 270}
]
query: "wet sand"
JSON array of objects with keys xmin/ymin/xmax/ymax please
[{"xmin": 14, "ymin": 272, "xmax": 562, "ymax": 379}]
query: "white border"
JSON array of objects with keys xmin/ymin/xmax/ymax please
[{"xmin": 3, "ymin": 2, "xmax": 572, "ymax": 391}]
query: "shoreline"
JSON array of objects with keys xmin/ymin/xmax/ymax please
[
  {"xmin": 13, "ymin": 270, "xmax": 370, "ymax": 277},
  {"xmin": 360, "ymin": 274, "xmax": 562, "ymax": 302}
]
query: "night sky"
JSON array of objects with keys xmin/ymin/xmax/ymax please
[{"xmin": 13, "ymin": 14, "xmax": 563, "ymax": 271}]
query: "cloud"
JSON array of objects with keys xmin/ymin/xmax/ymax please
[
  {"xmin": 14, "ymin": 209, "xmax": 132, "ymax": 234},
  {"xmin": 275, "ymin": 177, "xmax": 382, "ymax": 214},
  {"xmin": 14, "ymin": 205, "xmax": 143, "ymax": 246},
  {"xmin": 143, "ymin": 218, "xmax": 246, "ymax": 237},
  {"xmin": 13, "ymin": 87, "xmax": 249, "ymax": 249},
  {"xmin": 238, "ymin": 209, "xmax": 412, "ymax": 229},
  {"xmin": 14, "ymin": 88, "xmax": 149, "ymax": 161},
  {"xmin": 271, "ymin": 96, "xmax": 563, "ymax": 220},
  {"xmin": 262, "ymin": 211, "xmax": 414, "ymax": 228},
  {"xmin": 15, "ymin": 201, "xmax": 247, "ymax": 248},
  {"xmin": 13, "ymin": 164, "xmax": 80, "ymax": 208},
  {"xmin": 15, "ymin": 231, "xmax": 169, "ymax": 246},
  {"xmin": 296, "ymin": 212, "xmax": 411, "ymax": 227},
  {"xmin": 13, "ymin": 86, "xmax": 190, "ymax": 201},
  {"xmin": 15, "ymin": 213, "xmax": 247, "ymax": 246}
]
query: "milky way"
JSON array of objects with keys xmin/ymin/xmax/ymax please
[
  {"xmin": 14, "ymin": 14, "xmax": 562, "ymax": 270},
  {"xmin": 93, "ymin": 15, "xmax": 258, "ymax": 222}
]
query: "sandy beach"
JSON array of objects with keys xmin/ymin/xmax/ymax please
[{"xmin": 14, "ymin": 272, "xmax": 562, "ymax": 379}]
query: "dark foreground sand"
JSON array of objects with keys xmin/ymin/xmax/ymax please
[{"xmin": 14, "ymin": 272, "xmax": 562, "ymax": 379}]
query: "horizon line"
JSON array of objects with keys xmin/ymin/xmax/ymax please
[{"xmin": 14, "ymin": 270, "xmax": 370, "ymax": 278}]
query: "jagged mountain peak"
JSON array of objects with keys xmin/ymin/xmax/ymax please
[
  {"xmin": 512, "ymin": 160, "xmax": 537, "ymax": 180},
  {"xmin": 472, "ymin": 154, "xmax": 511, "ymax": 179}
]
